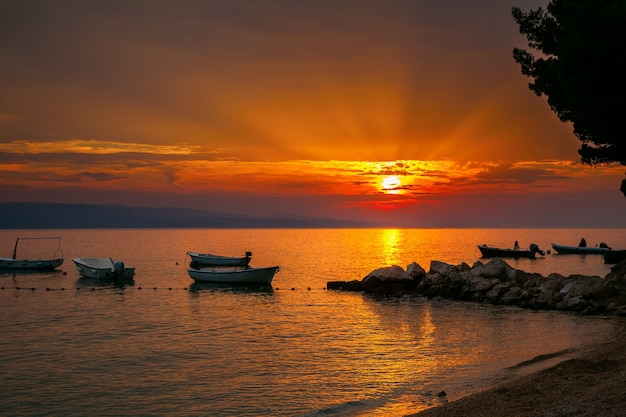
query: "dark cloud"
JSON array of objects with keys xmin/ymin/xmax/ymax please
[{"xmin": 474, "ymin": 163, "xmax": 570, "ymax": 185}]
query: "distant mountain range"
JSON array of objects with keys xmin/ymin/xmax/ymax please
[{"xmin": 0, "ymin": 202, "xmax": 381, "ymax": 229}]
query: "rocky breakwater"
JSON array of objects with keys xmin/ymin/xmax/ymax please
[{"xmin": 327, "ymin": 258, "xmax": 626, "ymax": 315}]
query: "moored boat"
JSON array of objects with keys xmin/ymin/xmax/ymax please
[
  {"xmin": 73, "ymin": 257, "xmax": 135, "ymax": 280},
  {"xmin": 0, "ymin": 237, "xmax": 64, "ymax": 270},
  {"xmin": 477, "ymin": 243, "xmax": 545, "ymax": 259},
  {"xmin": 605, "ymin": 250, "xmax": 626, "ymax": 264},
  {"xmin": 187, "ymin": 251, "xmax": 252, "ymax": 267},
  {"xmin": 551, "ymin": 243, "xmax": 611, "ymax": 255},
  {"xmin": 187, "ymin": 265, "xmax": 279, "ymax": 284}
]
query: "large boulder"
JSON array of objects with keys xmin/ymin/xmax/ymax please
[
  {"xmin": 559, "ymin": 275, "xmax": 605, "ymax": 300},
  {"xmin": 470, "ymin": 258, "xmax": 517, "ymax": 282},
  {"xmin": 406, "ymin": 262, "xmax": 427, "ymax": 282},
  {"xmin": 362, "ymin": 264, "xmax": 420, "ymax": 295},
  {"xmin": 429, "ymin": 260, "xmax": 459, "ymax": 277},
  {"xmin": 363, "ymin": 265, "xmax": 407, "ymax": 282}
]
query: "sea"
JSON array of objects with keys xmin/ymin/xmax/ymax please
[{"xmin": 1, "ymin": 228, "xmax": 625, "ymax": 417}]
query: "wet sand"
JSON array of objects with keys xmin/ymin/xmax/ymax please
[{"xmin": 407, "ymin": 323, "xmax": 626, "ymax": 417}]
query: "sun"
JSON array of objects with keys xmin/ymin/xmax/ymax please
[{"xmin": 381, "ymin": 175, "xmax": 402, "ymax": 194}]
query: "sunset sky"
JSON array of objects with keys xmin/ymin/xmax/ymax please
[{"xmin": 1, "ymin": 0, "xmax": 624, "ymax": 227}]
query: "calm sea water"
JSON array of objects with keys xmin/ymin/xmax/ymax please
[{"xmin": 1, "ymin": 228, "xmax": 625, "ymax": 417}]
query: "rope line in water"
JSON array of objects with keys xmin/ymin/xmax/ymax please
[
  {"xmin": 278, "ymin": 266, "xmax": 339, "ymax": 281},
  {"xmin": 0, "ymin": 285, "xmax": 325, "ymax": 292}
]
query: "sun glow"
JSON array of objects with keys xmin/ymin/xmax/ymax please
[{"xmin": 381, "ymin": 175, "xmax": 402, "ymax": 194}]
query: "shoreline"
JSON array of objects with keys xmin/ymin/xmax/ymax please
[{"xmin": 405, "ymin": 322, "xmax": 626, "ymax": 417}]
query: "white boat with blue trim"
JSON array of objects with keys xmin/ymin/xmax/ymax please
[
  {"xmin": 188, "ymin": 265, "xmax": 279, "ymax": 284},
  {"xmin": 551, "ymin": 242, "xmax": 611, "ymax": 255},
  {"xmin": 187, "ymin": 251, "xmax": 252, "ymax": 267}
]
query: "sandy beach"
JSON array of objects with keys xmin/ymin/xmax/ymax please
[{"xmin": 407, "ymin": 322, "xmax": 626, "ymax": 417}]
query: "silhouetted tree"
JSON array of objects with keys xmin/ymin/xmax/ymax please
[{"xmin": 512, "ymin": 1, "xmax": 626, "ymax": 195}]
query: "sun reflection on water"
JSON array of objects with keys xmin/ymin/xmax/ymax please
[{"xmin": 380, "ymin": 229, "xmax": 402, "ymax": 266}]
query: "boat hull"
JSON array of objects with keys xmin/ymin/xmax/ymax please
[
  {"xmin": 73, "ymin": 258, "xmax": 135, "ymax": 280},
  {"xmin": 187, "ymin": 251, "xmax": 251, "ymax": 267},
  {"xmin": 551, "ymin": 243, "xmax": 611, "ymax": 255},
  {"xmin": 188, "ymin": 266, "xmax": 279, "ymax": 284},
  {"xmin": 0, "ymin": 257, "xmax": 63, "ymax": 270},
  {"xmin": 477, "ymin": 245, "xmax": 537, "ymax": 259}
]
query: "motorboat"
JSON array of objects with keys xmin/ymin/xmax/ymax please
[
  {"xmin": 551, "ymin": 242, "xmax": 611, "ymax": 255},
  {"xmin": 187, "ymin": 251, "xmax": 252, "ymax": 267},
  {"xmin": 73, "ymin": 257, "xmax": 135, "ymax": 280},
  {"xmin": 477, "ymin": 243, "xmax": 545, "ymax": 259},
  {"xmin": 187, "ymin": 265, "xmax": 279, "ymax": 284},
  {"xmin": 604, "ymin": 250, "xmax": 626, "ymax": 264},
  {"xmin": 0, "ymin": 237, "xmax": 64, "ymax": 270}
]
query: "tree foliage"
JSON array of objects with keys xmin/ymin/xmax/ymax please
[{"xmin": 512, "ymin": 0, "xmax": 626, "ymax": 166}]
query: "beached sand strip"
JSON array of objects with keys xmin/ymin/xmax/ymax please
[{"xmin": 406, "ymin": 324, "xmax": 626, "ymax": 417}]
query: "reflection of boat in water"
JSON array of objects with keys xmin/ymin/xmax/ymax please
[
  {"xmin": 477, "ymin": 243, "xmax": 545, "ymax": 259},
  {"xmin": 0, "ymin": 237, "xmax": 64, "ymax": 270},
  {"xmin": 187, "ymin": 251, "xmax": 252, "ymax": 267},
  {"xmin": 0, "ymin": 269, "xmax": 64, "ymax": 277},
  {"xmin": 551, "ymin": 242, "xmax": 611, "ymax": 255},
  {"xmin": 189, "ymin": 281, "xmax": 274, "ymax": 294},
  {"xmin": 75, "ymin": 275, "xmax": 134, "ymax": 288},
  {"xmin": 188, "ymin": 265, "xmax": 279, "ymax": 284}
]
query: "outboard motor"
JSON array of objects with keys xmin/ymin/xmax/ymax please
[
  {"xmin": 529, "ymin": 243, "xmax": 545, "ymax": 256},
  {"xmin": 114, "ymin": 261, "xmax": 125, "ymax": 279}
]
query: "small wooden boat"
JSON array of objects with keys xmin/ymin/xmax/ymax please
[
  {"xmin": 551, "ymin": 243, "xmax": 611, "ymax": 255},
  {"xmin": 0, "ymin": 237, "xmax": 64, "ymax": 270},
  {"xmin": 73, "ymin": 257, "xmax": 135, "ymax": 280},
  {"xmin": 187, "ymin": 251, "xmax": 252, "ymax": 267},
  {"xmin": 477, "ymin": 243, "xmax": 545, "ymax": 259},
  {"xmin": 188, "ymin": 265, "xmax": 279, "ymax": 284}
]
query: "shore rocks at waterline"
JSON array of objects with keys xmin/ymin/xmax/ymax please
[{"xmin": 327, "ymin": 258, "xmax": 626, "ymax": 315}]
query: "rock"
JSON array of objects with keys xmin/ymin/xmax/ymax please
[
  {"xmin": 326, "ymin": 257, "xmax": 626, "ymax": 315},
  {"xmin": 363, "ymin": 265, "xmax": 407, "ymax": 282},
  {"xmin": 556, "ymin": 294, "xmax": 590, "ymax": 312},
  {"xmin": 465, "ymin": 275, "xmax": 499, "ymax": 292},
  {"xmin": 361, "ymin": 265, "xmax": 421, "ymax": 295},
  {"xmin": 406, "ymin": 262, "xmax": 427, "ymax": 281},
  {"xmin": 537, "ymin": 275, "xmax": 566, "ymax": 303},
  {"xmin": 470, "ymin": 258, "xmax": 516, "ymax": 281},
  {"xmin": 429, "ymin": 260, "xmax": 458, "ymax": 277},
  {"xmin": 559, "ymin": 275, "xmax": 605, "ymax": 300}
]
